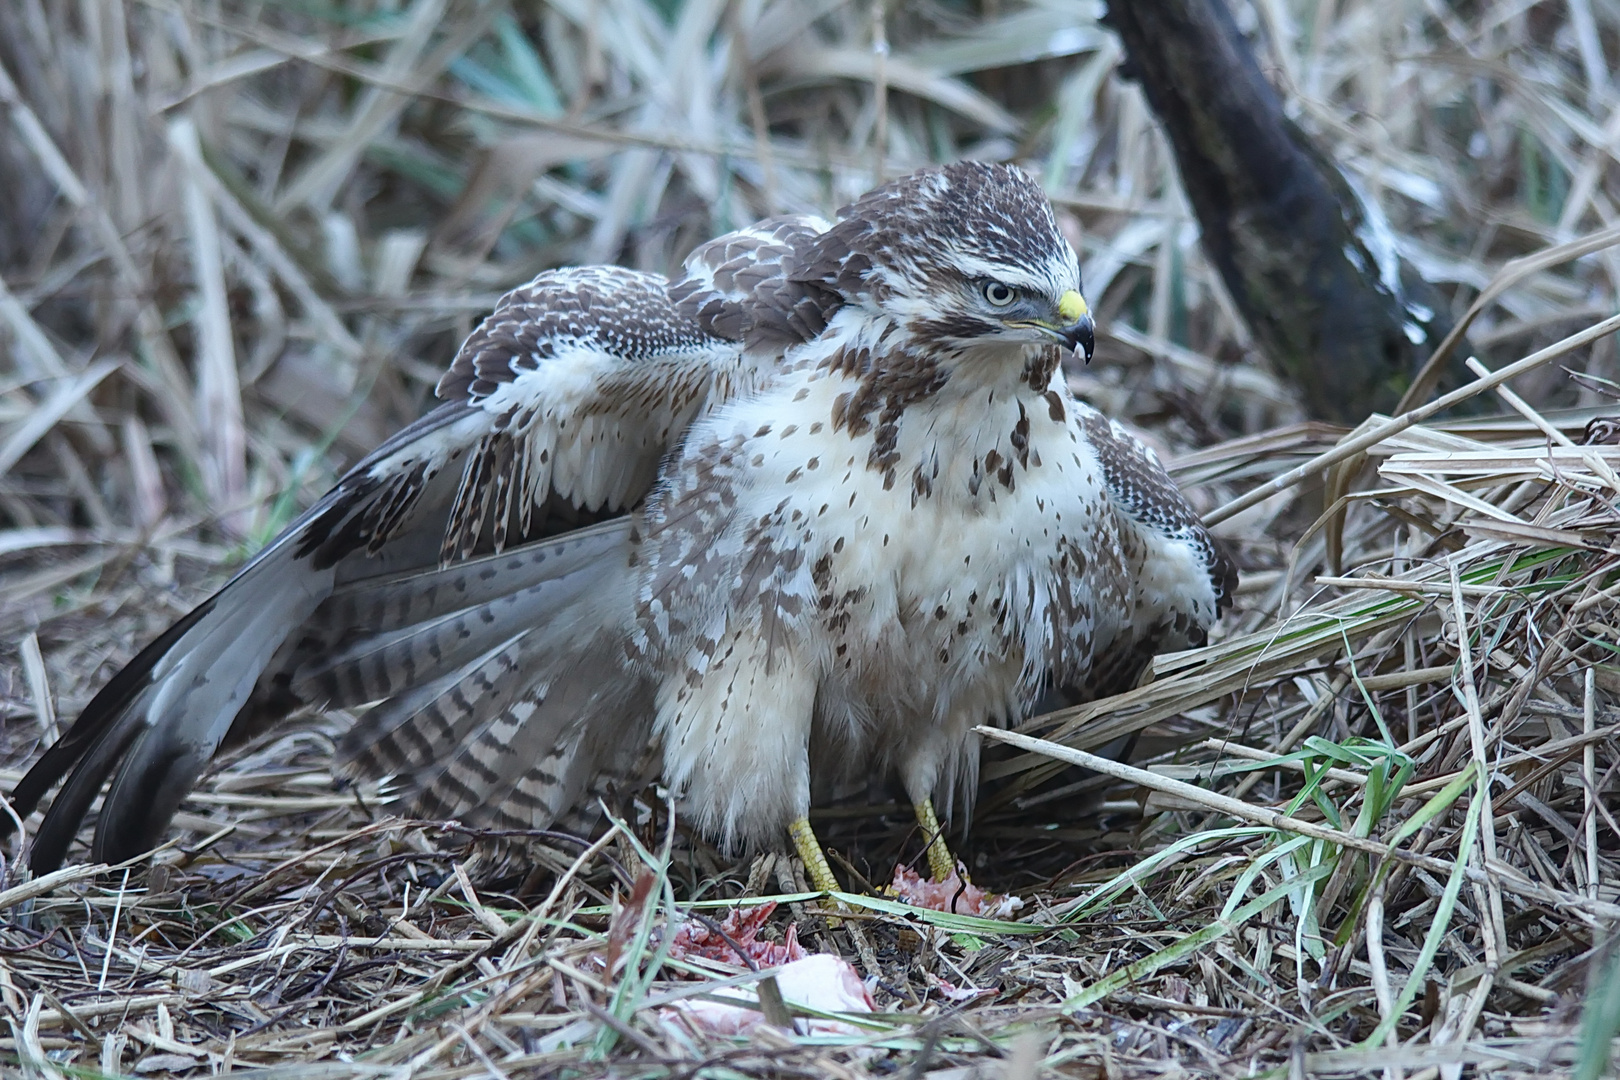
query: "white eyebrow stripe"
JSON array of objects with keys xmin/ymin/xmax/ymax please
[{"xmin": 947, "ymin": 254, "xmax": 1059, "ymax": 294}]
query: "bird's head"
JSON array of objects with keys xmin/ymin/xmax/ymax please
[{"xmin": 793, "ymin": 162, "xmax": 1094, "ymax": 363}]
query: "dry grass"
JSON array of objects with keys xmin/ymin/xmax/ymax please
[{"xmin": 2, "ymin": 0, "xmax": 1620, "ymax": 1076}]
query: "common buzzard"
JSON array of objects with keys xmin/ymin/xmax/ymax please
[{"xmin": 11, "ymin": 162, "xmax": 1234, "ymax": 890}]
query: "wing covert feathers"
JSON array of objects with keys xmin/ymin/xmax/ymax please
[
  {"xmin": 669, "ymin": 215, "xmax": 841, "ymax": 348},
  {"xmin": 432, "ymin": 266, "xmax": 756, "ymax": 561},
  {"xmin": 428, "ymin": 249, "xmax": 840, "ymax": 563},
  {"xmin": 1078, "ymin": 406, "xmax": 1238, "ymax": 614}
]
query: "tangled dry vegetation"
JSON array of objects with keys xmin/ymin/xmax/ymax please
[{"xmin": 2, "ymin": 0, "xmax": 1620, "ymax": 1076}]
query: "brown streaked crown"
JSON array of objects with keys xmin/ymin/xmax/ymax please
[{"xmin": 789, "ymin": 162, "xmax": 1076, "ymax": 304}]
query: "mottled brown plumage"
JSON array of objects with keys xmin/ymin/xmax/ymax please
[{"xmin": 11, "ymin": 162, "xmax": 1231, "ymax": 878}]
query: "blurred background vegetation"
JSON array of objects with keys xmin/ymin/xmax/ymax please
[{"xmin": 3, "ymin": 0, "xmax": 1619, "ymax": 564}]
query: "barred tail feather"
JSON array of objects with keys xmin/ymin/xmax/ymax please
[
  {"xmin": 409, "ymin": 647, "xmax": 653, "ymax": 834},
  {"xmin": 336, "ymin": 637, "xmax": 535, "ymax": 780},
  {"xmin": 336, "ymin": 635, "xmax": 650, "ymax": 838},
  {"xmin": 328, "ymin": 526, "xmax": 648, "ymax": 835}
]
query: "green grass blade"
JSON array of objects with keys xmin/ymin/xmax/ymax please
[
  {"xmin": 1063, "ymin": 861, "xmax": 1335, "ymax": 1011},
  {"xmin": 1362, "ymin": 770, "xmax": 1482, "ymax": 1048},
  {"xmin": 1576, "ymin": 947, "xmax": 1620, "ymax": 1080}
]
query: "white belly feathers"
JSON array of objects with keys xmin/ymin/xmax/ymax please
[{"xmin": 635, "ymin": 355, "xmax": 1145, "ymax": 847}]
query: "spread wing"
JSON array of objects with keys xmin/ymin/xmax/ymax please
[
  {"xmin": 431, "ymin": 217, "xmax": 839, "ymax": 558},
  {"xmin": 10, "ymin": 247, "xmax": 829, "ymax": 872},
  {"xmin": 429, "ymin": 266, "xmax": 748, "ymax": 559}
]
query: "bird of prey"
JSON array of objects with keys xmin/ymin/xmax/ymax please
[{"xmin": 9, "ymin": 162, "xmax": 1234, "ymax": 891}]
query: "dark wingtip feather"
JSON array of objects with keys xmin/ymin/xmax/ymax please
[
  {"xmin": 26, "ymin": 713, "xmax": 146, "ymax": 873},
  {"xmin": 6, "ymin": 596, "xmax": 216, "ymax": 870},
  {"xmin": 92, "ymin": 731, "xmax": 211, "ymax": 865}
]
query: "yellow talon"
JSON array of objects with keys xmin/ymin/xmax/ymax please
[
  {"xmin": 788, "ymin": 817, "xmax": 841, "ymax": 894},
  {"xmin": 915, "ymin": 797, "xmax": 960, "ymax": 883}
]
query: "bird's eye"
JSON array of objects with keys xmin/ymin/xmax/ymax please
[{"xmin": 982, "ymin": 281, "xmax": 1017, "ymax": 307}]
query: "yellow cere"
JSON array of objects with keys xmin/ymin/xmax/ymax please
[{"xmin": 1058, "ymin": 289, "xmax": 1088, "ymax": 322}]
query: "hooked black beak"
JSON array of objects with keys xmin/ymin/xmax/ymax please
[{"xmin": 1061, "ymin": 314, "xmax": 1095, "ymax": 364}]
